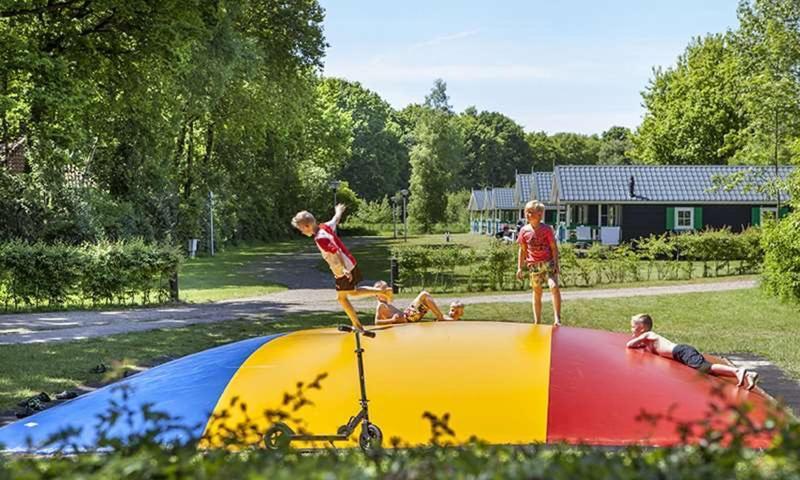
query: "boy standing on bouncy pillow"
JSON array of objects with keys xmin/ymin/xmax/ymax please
[{"xmin": 516, "ymin": 201, "xmax": 562, "ymax": 326}]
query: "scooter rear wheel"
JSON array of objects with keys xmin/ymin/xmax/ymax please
[
  {"xmin": 359, "ymin": 423, "xmax": 383, "ymax": 453},
  {"xmin": 264, "ymin": 423, "xmax": 293, "ymax": 450}
]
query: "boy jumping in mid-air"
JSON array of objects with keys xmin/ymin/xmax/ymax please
[
  {"xmin": 292, "ymin": 204, "xmax": 391, "ymax": 330},
  {"xmin": 626, "ymin": 314, "xmax": 758, "ymax": 390},
  {"xmin": 516, "ymin": 201, "xmax": 562, "ymax": 325},
  {"xmin": 372, "ymin": 280, "xmax": 464, "ymax": 325}
]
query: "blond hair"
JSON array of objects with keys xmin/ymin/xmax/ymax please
[
  {"xmin": 450, "ymin": 300, "xmax": 465, "ymax": 310},
  {"xmin": 631, "ymin": 313, "xmax": 653, "ymax": 331},
  {"xmin": 291, "ymin": 211, "xmax": 316, "ymax": 229},
  {"xmin": 524, "ymin": 200, "xmax": 545, "ymax": 214},
  {"xmin": 374, "ymin": 280, "xmax": 389, "ymax": 290}
]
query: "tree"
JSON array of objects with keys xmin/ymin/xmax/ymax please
[
  {"xmin": 0, "ymin": 0, "xmax": 333, "ymax": 243},
  {"xmin": 728, "ymin": 0, "xmax": 800, "ymax": 165},
  {"xmin": 318, "ymin": 78, "xmax": 408, "ymax": 201},
  {"xmin": 598, "ymin": 126, "xmax": 635, "ymax": 164},
  {"xmin": 525, "ymin": 131, "xmax": 559, "ymax": 171},
  {"xmin": 424, "ymin": 79, "xmax": 453, "ymax": 114},
  {"xmin": 633, "ymin": 34, "xmax": 745, "ymax": 165},
  {"xmin": 407, "ymin": 110, "xmax": 463, "ymax": 232},
  {"xmin": 457, "ymin": 108, "xmax": 533, "ymax": 188}
]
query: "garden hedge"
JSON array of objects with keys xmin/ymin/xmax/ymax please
[
  {"xmin": 0, "ymin": 240, "xmax": 182, "ymax": 309},
  {"xmin": 391, "ymin": 228, "xmax": 764, "ymax": 292}
]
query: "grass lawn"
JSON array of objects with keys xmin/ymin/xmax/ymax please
[
  {"xmin": 180, "ymin": 240, "xmax": 307, "ymax": 302},
  {"xmin": 2, "ymin": 288, "xmax": 798, "ymax": 413}
]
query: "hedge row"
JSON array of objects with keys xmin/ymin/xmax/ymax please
[
  {"xmin": 0, "ymin": 240, "xmax": 182, "ymax": 309},
  {"xmin": 0, "ymin": 394, "xmax": 796, "ymax": 479},
  {"xmin": 391, "ymin": 228, "xmax": 763, "ymax": 292},
  {"xmin": 761, "ymin": 212, "xmax": 800, "ymax": 302}
]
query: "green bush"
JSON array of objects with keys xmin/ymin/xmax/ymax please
[
  {"xmin": 0, "ymin": 240, "xmax": 181, "ymax": 309},
  {"xmin": 761, "ymin": 212, "xmax": 800, "ymax": 303},
  {"xmin": 0, "ymin": 391, "xmax": 796, "ymax": 479},
  {"xmin": 392, "ymin": 229, "xmax": 763, "ymax": 293}
]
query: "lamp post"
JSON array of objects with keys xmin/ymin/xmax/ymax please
[
  {"xmin": 208, "ymin": 191, "xmax": 215, "ymax": 256},
  {"xmin": 400, "ymin": 189, "xmax": 409, "ymax": 242},
  {"xmin": 328, "ymin": 180, "xmax": 341, "ymax": 211},
  {"xmin": 391, "ymin": 195, "xmax": 399, "ymax": 239}
]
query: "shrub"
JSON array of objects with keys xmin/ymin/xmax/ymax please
[
  {"xmin": 0, "ymin": 240, "xmax": 181, "ymax": 309},
  {"xmin": 761, "ymin": 212, "xmax": 800, "ymax": 303}
]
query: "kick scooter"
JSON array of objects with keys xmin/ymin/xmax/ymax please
[{"xmin": 264, "ymin": 325, "xmax": 383, "ymax": 453}]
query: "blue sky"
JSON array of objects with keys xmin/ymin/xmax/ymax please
[{"xmin": 318, "ymin": 1, "xmax": 739, "ymax": 134}]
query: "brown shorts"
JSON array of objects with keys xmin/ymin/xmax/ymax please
[
  {"xmin": 528, "ymin": 261, "xmax": 559, "ymax": 289},
  {"xmin": 334, "ymin": 265, "xmax": 363, "ymax": 291}
]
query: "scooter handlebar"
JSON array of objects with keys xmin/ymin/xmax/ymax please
[{"xmin": 337, "ymin": 325, "xmax": 377, "ymax": 338}]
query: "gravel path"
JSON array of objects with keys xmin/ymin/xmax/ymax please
[{"xmin": 0, "ymin": 277, "xmax": 757, "ymax": 345}]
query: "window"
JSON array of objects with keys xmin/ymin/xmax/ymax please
[
  {"xmin": 557, "ymin": 207, "xmax": 567, "ymax": 224},
  {"xmin": 600, "ymin": 205, "xmax": 622, "ymax": 226},
  {"xmin": 675, "ymin": 207, "xmax": 694, "ymax": 230},
  {"xmin": 761, "ymin": 207, "xmax": 778, "ymax": 223},
  {"xmin": 571, "ymin": 205, "xmax": 589, "ymax": 224}
]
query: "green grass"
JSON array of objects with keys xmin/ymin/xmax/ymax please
[
  {"xmin": 2, "ymin": 288, "xmax": 798, "ymax": 413},
  {"xmin": 180, "ymin": 240, "xmax": 306, "ymax": 302}
]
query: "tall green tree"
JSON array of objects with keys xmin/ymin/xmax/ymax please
[
  {"xmin": 457, "ymin": 107, "xmax": 533, "ymax": 188},
  {"xmin": 524, "ymin": 131, "xmax": 602, "ymax": 170},
  {"xmin": 318, "ymin": 78, "xmax": 408, "ymax": 201},
  {"xmin": 633, "ymin": 34, "xmax": 744, "ymax": 165},
  {"xmin": 0, "ymin": 0, "xmax": 334, "ymax": 243},
  {"xmin": 729, "ymin": 0, "xmax": 800, "ymax": 165},
  {"xmin": 424, "ymin": 78, "xmax": 453, "ymax": 114},
  {"xmin": 598, "ymin": 126, "xmax": 635, "ymax": 164},
  {"xmin": 407, "ymin": 110, "xmax": 463, "ymax": 232}
]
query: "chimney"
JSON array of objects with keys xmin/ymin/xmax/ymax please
[{"xmin": 628, "ymin": 175, "xmax": 635, "ymax": 198}]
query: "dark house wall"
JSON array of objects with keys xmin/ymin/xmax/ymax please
[
  {"xmin": 702, "ymin": 205, "xmax": 753, "ymax": 233},
  {"xmin": 621, "ymin": 205, "xmax": 667, "ymax": 241},
  {"xmin": 621, "ymin": 204, "xmax": 759, "ymax": 241}
]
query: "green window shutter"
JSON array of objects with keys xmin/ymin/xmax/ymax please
[
  {"xmin": 751, "ymin": 207, "xmax": 760, "ymax": 226},
  {"xmin": 779, "ymin": 206, "xmax": 790, "ymax": 219},
  {"xmin": 666, "ymin": 207, "xmax": 675, "ymax": 231},
  {"xmin": 693, "ymin": 207, "xmax": 703, "ymax": 230}
]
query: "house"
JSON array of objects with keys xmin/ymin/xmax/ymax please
[
  {"xmin": 1, "ymin": 137, "xmax": 28, "ymax": 174},
  {"xmin": 467, "ymin": 187, "xmax": 517, "ymax": 234},
  {"xmin": 551, "ymin": 165, "xmax": 795, "ymax": 243},
  {"xmin": 514, "ymin": 171, "xmax": 562, "ymax": 224},
  {"xmin": 467, "ymin": 189, "xmax": 487, "ymax": 233}
]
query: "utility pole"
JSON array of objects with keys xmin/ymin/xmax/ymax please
[
  {"xmin": 400, "ymin": 189, "xmax": 409, "ymax": 242},
  {"xmin": 208, "ymin": 191, "xmax": 215, "ymax": 256},
  {"xmin": 329, "ymin": 180, "xmax": 341, "ymax": 213},
  {"xmin": 392, "ymin": 196, "xmax": 398, "ymax": 239},
  {"xmin": 774, "ymin": 108, "xmax": 781, "ymax": 217}
]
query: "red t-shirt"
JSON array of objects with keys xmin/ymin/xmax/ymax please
[
  {"xmin": 518, "ymin": 223, "xmax": 555, "ymax": 264},
  {"xmin": 314, "ymin": 221, "xmax": 357, "ymax": 277}
]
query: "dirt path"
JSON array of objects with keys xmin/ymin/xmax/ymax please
[{"xmin": 0, "ymin": 278, "xmax": 757, "ymax": 345}]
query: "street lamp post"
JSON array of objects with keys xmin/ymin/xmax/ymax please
[
  {"xmin": 328, "ymin": 180, "xmax": 341, "ymax": 211},
  {"xmin": 400, "ymin": 189, "xmax": 409, "ymax": 242},
  {"xmin": 392, "ymin": 196, "xmax": 398, "ymax": 239},
  {"xmin": 208, "ymin": 191, "xmax": 215, "ymax": 256}
]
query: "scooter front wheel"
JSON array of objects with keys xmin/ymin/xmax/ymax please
[
  {"xmin": 264, "ymin": 423, "xmax": 293, "ymax": 450},
  {"xmin": 359, "ymin": 423, "xmax": 383, "ymax": 453}
]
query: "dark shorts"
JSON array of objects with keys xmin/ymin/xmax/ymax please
[
  {"xmin": 672, "ymin": 344, "xmax": 712, "ymax": 373},
  {"xmin": 334, "ymin": 265, "xmax": 363, "ymax": 291}
]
